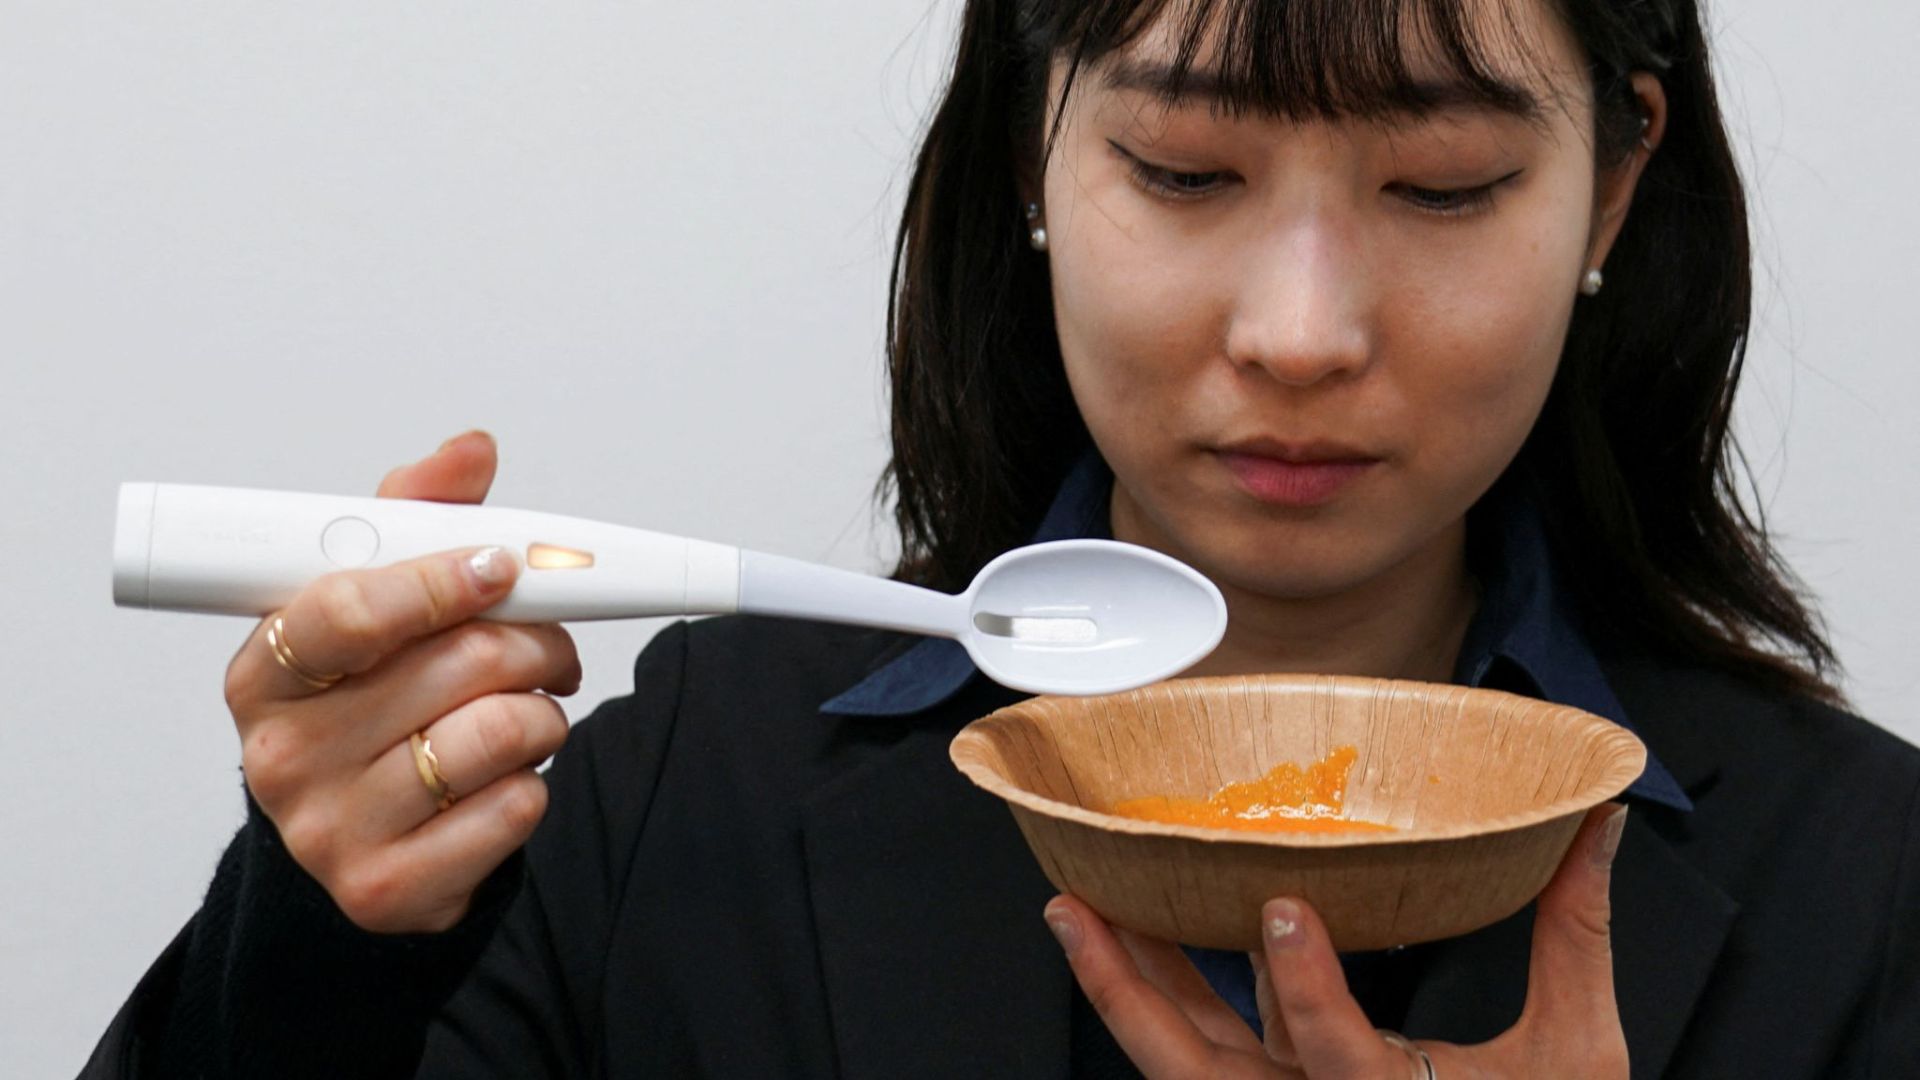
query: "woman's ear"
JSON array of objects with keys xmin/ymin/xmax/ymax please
[{"xmin": 1586, "ymin": 71, "xmax": 1668, "ymax": 270}]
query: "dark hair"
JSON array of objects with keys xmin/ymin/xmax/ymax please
[{"xmin": 879, "ymin": 0, "xmax": 1841, "ymax": 703}]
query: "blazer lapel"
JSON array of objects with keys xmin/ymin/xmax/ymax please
[
  {"xmin": 1403, "ymin": 807, "xmax": 1740, "ymax": 1079},
  {"xmin": 1609, "ymin": 814, "xmax": 1742, "ymax": 1078},
  {"xmin": 800, "ymin": 703, "xmax": 1070, "ymax": 1080}
]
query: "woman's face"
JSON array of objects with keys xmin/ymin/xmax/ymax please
[{"xmin": 1039, "ymin": 2, "xmax": 1650, "ymax": 604}]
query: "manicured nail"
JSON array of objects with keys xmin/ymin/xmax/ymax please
[
  {"xmin": 1592, "ymin": 805, "xmax": 1628, "ymax": 871},
  {"xmin": 1263, "ymin": 899, "xmax": 1304, "ymax": 948},
  {"xmin": 1045, "ymin": 905, "xmax": 1081, "ymax": 956},
  {"xmin": 468, "ymin": 546, "xmax": 516, "ymax": 587}
]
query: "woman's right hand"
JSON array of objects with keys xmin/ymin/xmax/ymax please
[{"xmin": 222, "ymin": 430, "xmax": 583, "ymax": 934}]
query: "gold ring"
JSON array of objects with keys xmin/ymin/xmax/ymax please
[
  {"xmin": 267, "ymin": 615, "xmax": 344, "ymax": 690},
  {"xmin": 410, "ymin": 731, "xmax": 456, "ymax": 811}
]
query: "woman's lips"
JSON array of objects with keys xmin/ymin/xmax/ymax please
[{"xmin": 1217, "ymin": 450, "xmax": 1378, "ymax": 507}]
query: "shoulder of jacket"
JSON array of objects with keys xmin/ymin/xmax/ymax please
[{"xmin": 1605, "ymin": 647, "xmax": 1920, "ymax": 792}]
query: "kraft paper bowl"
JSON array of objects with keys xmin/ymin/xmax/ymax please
[{"xmin": 949, "ymin": 675, "xmax": 1645, "ymax": 952}]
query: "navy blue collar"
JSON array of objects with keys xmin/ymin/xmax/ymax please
[{"xmin": 822, "ymin": 453, "xmax": 1692, "ymax": 814}]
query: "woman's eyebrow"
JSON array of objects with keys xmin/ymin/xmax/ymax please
[{"xmin": 1095, "ymin": 57, "xmax": 1546, "ymax": 126}]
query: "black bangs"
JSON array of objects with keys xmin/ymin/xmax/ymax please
[{"xmin": 1020, "ymin": 0, "xmax": 1569, "ymax": 142}]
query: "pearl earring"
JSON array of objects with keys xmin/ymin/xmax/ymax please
[
  {"xmin": 1025, "ymin": 202, "xmax": 1048, "ymax": 252},
  {"xmin": 1580, "ymin": 268, "xmax": 1605, "ymax": 296}
]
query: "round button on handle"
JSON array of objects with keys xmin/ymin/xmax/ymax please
[{"xmin": 320, "ymin": 516, "xmax": 381, "ymax": 568}]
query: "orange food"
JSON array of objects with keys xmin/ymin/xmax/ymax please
[{"xmin": 1109, "ymin": 745, "xmax": 1396, "ymax": 834}]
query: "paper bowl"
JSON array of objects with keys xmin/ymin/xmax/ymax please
[{"xmin": 949, "ymin": 675, "xmax": 1645, "ymax": 952}]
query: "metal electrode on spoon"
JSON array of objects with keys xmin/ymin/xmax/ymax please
[{"xmin": 112, "ymin": 483, "xmax": 1227, "ymax": 696}]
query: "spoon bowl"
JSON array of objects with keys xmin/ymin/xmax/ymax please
[{"xmin": 959, "ymin": 540, "xmax": 1227, "ymax": 695}]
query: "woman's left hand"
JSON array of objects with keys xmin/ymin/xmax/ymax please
[{"xmin": 1044, "ymin": 802, "xmax": 1630, "ymax": 1079}]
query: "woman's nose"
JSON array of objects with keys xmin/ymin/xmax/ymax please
[{"xmin": 1221, "ymin": 223, "xmax": 1373, "ymax": 387}]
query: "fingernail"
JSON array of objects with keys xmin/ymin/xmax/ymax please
[
  {"xmin": 1263, "ymin": 898, "xmax": 1304, "ymax": 949},
  {"xmin": 1592, "ymin": 805, "xmax": 1629, "ymax": 871},
  {"xmin": 468, "ymin": 546, "xmax": 516, "ymax": 587},
  {"xmin": 438, "ymin": 429, "xmax": 491, "ymax": 453},
  {"xmin": 1044, "ymin": 904, "xmax": 1081, "ymax": 957}
]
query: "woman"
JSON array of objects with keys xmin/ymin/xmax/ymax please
[{"xmin": 86, "ymin": 0, "xmax": 1919, "ymax": 1076}]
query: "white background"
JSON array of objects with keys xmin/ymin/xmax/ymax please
[{"xmin": 3, "ymin": 2, "xmax": 1914, "ymax": 1073}]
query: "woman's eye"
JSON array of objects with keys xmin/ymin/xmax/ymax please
[
  {"xmin": 1388, "ymin": 171, "xmax": 1523, "ymax": 219},
  {"xmin": 1125, "ymin": 159, "xmax": 1228, "ymax": 200},
  {"xmin": 1110, "ymin": 141, "xmax": 1230, "ymax": 201}
]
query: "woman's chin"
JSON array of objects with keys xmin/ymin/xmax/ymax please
[{"xmin": 1173, "ymin": 544, "xmax": 1379, "ymax": 605}]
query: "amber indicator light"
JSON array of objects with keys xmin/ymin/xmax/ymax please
[{"xmin": 527, "ymin": 542, "xmax": 595, "ymax": 570}]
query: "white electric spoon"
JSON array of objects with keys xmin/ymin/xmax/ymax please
[{"xmin": 112, "ymin": 482, "xmax": 1227, "ymax": 696}]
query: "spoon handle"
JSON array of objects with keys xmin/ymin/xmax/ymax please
[
  {"xmin": 112, "ymin": 482, "xmax": 742, "ymax": 623},
  {"xmin": 113, "ymin": 483, "xmax": 966, "ymax": 635},
  {"xmin": 737, "ymin": 550, "xmax": 968, "ymax": 640}
]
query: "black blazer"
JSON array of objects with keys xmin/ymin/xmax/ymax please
[{"xmin": 90, "ymin": 615, "xmax": 1920, "ymax": 1078}]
